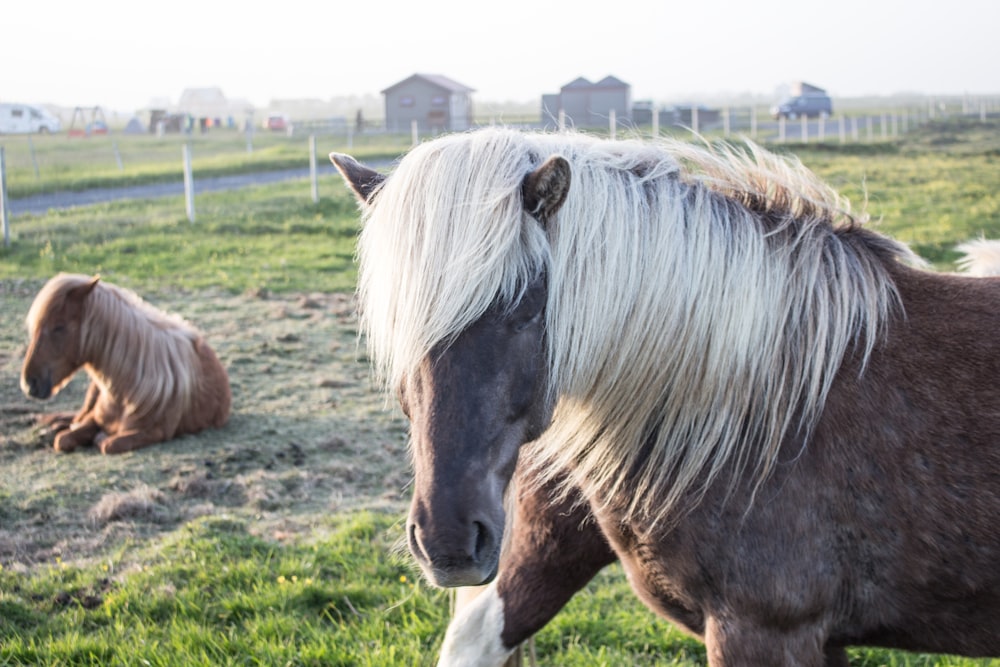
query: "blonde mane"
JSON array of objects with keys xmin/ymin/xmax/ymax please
[
  {"xmin": 27, "ymin": 274, "xmax": 201, "ymax": 425},
  {"xmin": 357, "ymin": 128, "xmax": 910, "ymax": 525}
]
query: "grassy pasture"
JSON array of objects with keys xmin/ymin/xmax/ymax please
[{"xmin": 1, "ymin": 120, "xmax": 999, "ymax": 665}]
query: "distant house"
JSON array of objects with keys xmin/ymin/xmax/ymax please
[
  {"xmin": 541, "ymin": 76, "xmax": 631, "ymax": 128},
  {"xmin": 382, "ymin": 74, "xmax": 475, "ymax": 134}
]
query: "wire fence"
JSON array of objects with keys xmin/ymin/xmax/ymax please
[{"xmin": 2, "ymin": 97, "xmax": 998, "ymax": 246}]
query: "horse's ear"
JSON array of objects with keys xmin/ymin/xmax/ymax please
[
  {"xmin": 522, "ymin": 155, "xmax": 571, "ymax": 225},
  {"xmin": 330, "ymin": 153, "xmax": 385, "ymax": 206},
  {"xmin": 67, "ymin": 275, "xmax": 100, "ymax": 302}
]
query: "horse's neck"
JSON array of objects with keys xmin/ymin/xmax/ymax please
[
  {"xmin": 80, "ymin": 310, "xmax": 143, "ymax": 395},
  {"xmin": 82, "ymin": 361, "xmax": 127, "ymax": 398}
]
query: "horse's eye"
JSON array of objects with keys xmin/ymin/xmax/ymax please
[
  {"xmin": 513, "ymin": 309, "xmax": 543, "ymax": 333},
  {"xmin": 51, "ymin": 324, "xmax": 66, "ymax": 335}
]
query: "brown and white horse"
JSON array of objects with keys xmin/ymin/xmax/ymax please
[
  {"xmin": 333, "ymin": 128, "xmax": 1000, "ymax": 666},
  {"xmin": 21, "ymin": 274, "xmax": 231, "ymax": 454}
]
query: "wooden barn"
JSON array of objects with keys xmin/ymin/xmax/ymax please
[
  {"xmin": 382, "ymin": 74, "xmax": 475, "ymax": 134},
  {"xmin": 541, "ymin": 75, "xmax": 631, "ymax": 128}
]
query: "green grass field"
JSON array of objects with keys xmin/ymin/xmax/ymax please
[{"xmin": 1, "ymin": 119, "xmax": 1000, "ymax": 665}]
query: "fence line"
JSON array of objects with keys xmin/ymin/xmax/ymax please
[
  {"xmin": 1, "ymin": 147, "xmax": 8, "ymax": 247},
  {"xmin": 0, "ymin": 99, "xmax": 996, "ymax": 242}
]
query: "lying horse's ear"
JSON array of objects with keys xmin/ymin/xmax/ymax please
[
  {"xmin": 522, "ymin": 155, "xmax": 571, "ymax": 226},
  {"xmin": 330, "ymin": 153, "xmax": 386, "ymax": 206},
  {"xmin": 67, "ymin": 275, "xmax": 100, "ymax": 302}
]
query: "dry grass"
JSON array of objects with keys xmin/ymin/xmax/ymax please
[{"xmin": 0, "ymin": 280, "xmax": 410, "ymax": 572}]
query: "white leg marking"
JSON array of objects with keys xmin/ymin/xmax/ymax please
[{"xmin": 438, "ymin": 581, "xmax": 515, "ymax": 667}]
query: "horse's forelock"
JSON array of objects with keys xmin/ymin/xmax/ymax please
[
  {"xmin": 25, "ymin": 273, "xmax": 83, "ymax": 333},
  {"xmin": 357, "ymin": 130, "xmax": 550, "ymax": 392}
]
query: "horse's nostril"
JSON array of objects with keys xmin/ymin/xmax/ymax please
[
  {"xmin": 408, "ymin": 522, "xmax": 428, "ymax": 563},
  {"xmin": 473, "ymin": 520, "xmax": 490, "ymax": 561}
]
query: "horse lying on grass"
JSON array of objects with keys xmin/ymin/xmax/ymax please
[
  {"xmin": 332, "ymin": 127, "xmax": 1000, "ymax": 666},
  {"xmin": 21, "ymin": 273, "xmax": 230, "ymax": 454}
]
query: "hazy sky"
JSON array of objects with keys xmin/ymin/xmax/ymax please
[{"xmin": 4, "ymin": 0, "xmax": 997, "ymax": 112}]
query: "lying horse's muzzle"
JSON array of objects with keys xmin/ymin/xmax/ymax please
[{"xmin": 21, "ymin": 372, "xmax": 53, "ymax": 400}]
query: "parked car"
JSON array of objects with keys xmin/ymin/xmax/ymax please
[
  {"xmin": 771, "ymin": 94, "xmax": 833, "ymax": 119},
  {"xmin": 0, "ymin": 103, "xmax": 61, "ymax": 134},
  {"xmin": 264, "ymin": 114, "xmax": 290, "ymax": 132}
]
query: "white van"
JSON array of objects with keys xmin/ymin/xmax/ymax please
[{"xmin": 0, "ymin": 103, "xmax": 62, "ymax": 134}]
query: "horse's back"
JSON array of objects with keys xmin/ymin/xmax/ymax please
[{"xmin": 186, "ymin": 337, "xmax": 231, "ymax": 432}]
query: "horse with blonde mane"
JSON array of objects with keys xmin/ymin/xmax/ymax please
[
  {"xmin": 21, "ymin": 274, "xmax": 231, "ymax": 454},
  {"xmin": 332, "ymin": 128, "xmax": 1000, "ymax": 666}
]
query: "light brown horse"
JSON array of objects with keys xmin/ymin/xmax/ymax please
[
  {"xmin": 21, "ymin": 274, "xmax": 230, "ymax": 454},
  {"xmin": 333, "ymin": 128, "xmax": 1000, "ymax": 666}
]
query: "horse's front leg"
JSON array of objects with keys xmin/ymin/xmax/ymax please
[
  {"xmin": 438, "ymin": 469, "xmax": 617, "ymax": 667},
  {"xmin": 98, "ymin": 426, "xmax": 168, "ymax": 454},
  {"xmin": 40, "ymin": 380, "xmax": 100, "ymax": 435},
  {"xmin": 705, "ymin": 616, "xmax": 843, "ymax": 667},
  {"xmin": 53, "ymin": 418, "xmax": 100, "ymax": 452}
]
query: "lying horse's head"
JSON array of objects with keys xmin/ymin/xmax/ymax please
[
  {"xmin": 21, "ymin": 274, "xmax": 100, "ymax": 400},
  {"xmin": 332, "ymin": 151, "xmax": 570, "ymax": 586}
]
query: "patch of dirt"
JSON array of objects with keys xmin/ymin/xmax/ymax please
[{"xmin": 0, "ymin": 279, "xmax": 410, "ymax": 572}]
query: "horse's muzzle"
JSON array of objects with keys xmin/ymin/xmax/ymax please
[
  {"xmin": 21, "ymin": 373, "xmax": 53, "ymax": 400},
  {"xmin": 407, "ymin": 517, "xmax": 501, "ymax": 587}
]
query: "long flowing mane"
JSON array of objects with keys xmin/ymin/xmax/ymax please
[
  {"xmin": 357, "ymin": 128, "xmax": 913, "ymax": 524},
  {"xmin": 27, "ymin": 274, "xmax": 201, "ymax": 423}
]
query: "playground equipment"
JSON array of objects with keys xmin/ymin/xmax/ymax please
[{"xmin": 68, "ymin": 106, "xmax": 109, "ymax": 137}]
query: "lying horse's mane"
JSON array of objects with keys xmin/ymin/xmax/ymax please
[
  {"xmin": 357, "ymin": 128, "xmax": 914, "ymax": 525},
  {"xmin": 27, "ymin": 273, "xmax": 200, "ymax": 422}
]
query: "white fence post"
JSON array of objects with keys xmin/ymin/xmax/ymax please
[
  {"xmin": 411, "ymin": 119, "xmax": 419, "ymax": 146},
  {"xmin": 779, "ymin": 116, "xmax": 786, "ymax": 143},
  {"xmin": 1, "ymin": 147, "xmax": 9, "ymax": 247},
  {"xmin": 309, "ymin": 134, "xmax": 319, "ymax": 204},
  {"xmin": 183, "ymin": 144, "xmax": 195, "ymax": 223},
  {"xmin": 558, "ymin": 109, "xmax": 566, "ymax": 132},
  {"xmin": 691, "ymin": 106, "xmax": 699, "ymax": 135},
  {"xmin": 609, "ymin": 108, "xmax": 616, "ymax": 140},
  {"xmin": 801, "ymin": 114, "xmax": 808, "ymax": 142},
  {"xmin": 839, "ymin": 115, "xmax": 846, "ymax": 144},
  {"xmin": 723, "ymin": 107, "xmax": 731, "ymax": 137}
]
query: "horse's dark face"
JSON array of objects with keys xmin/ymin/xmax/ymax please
[
  {"xmin": 21, "ymin": 277, "xmax": 97, "ymax": 400},
  {"xmin": 401, "ymin": 274, "xmax": 551, "ymax": 586},
  {"xmin": 332, "ymin": 151, "xmax": 571, "ymax": 587}
]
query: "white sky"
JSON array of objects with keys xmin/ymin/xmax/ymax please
[{"xmin": 4, "ymin": 0, "xmax": 998, "ymax": 112}]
